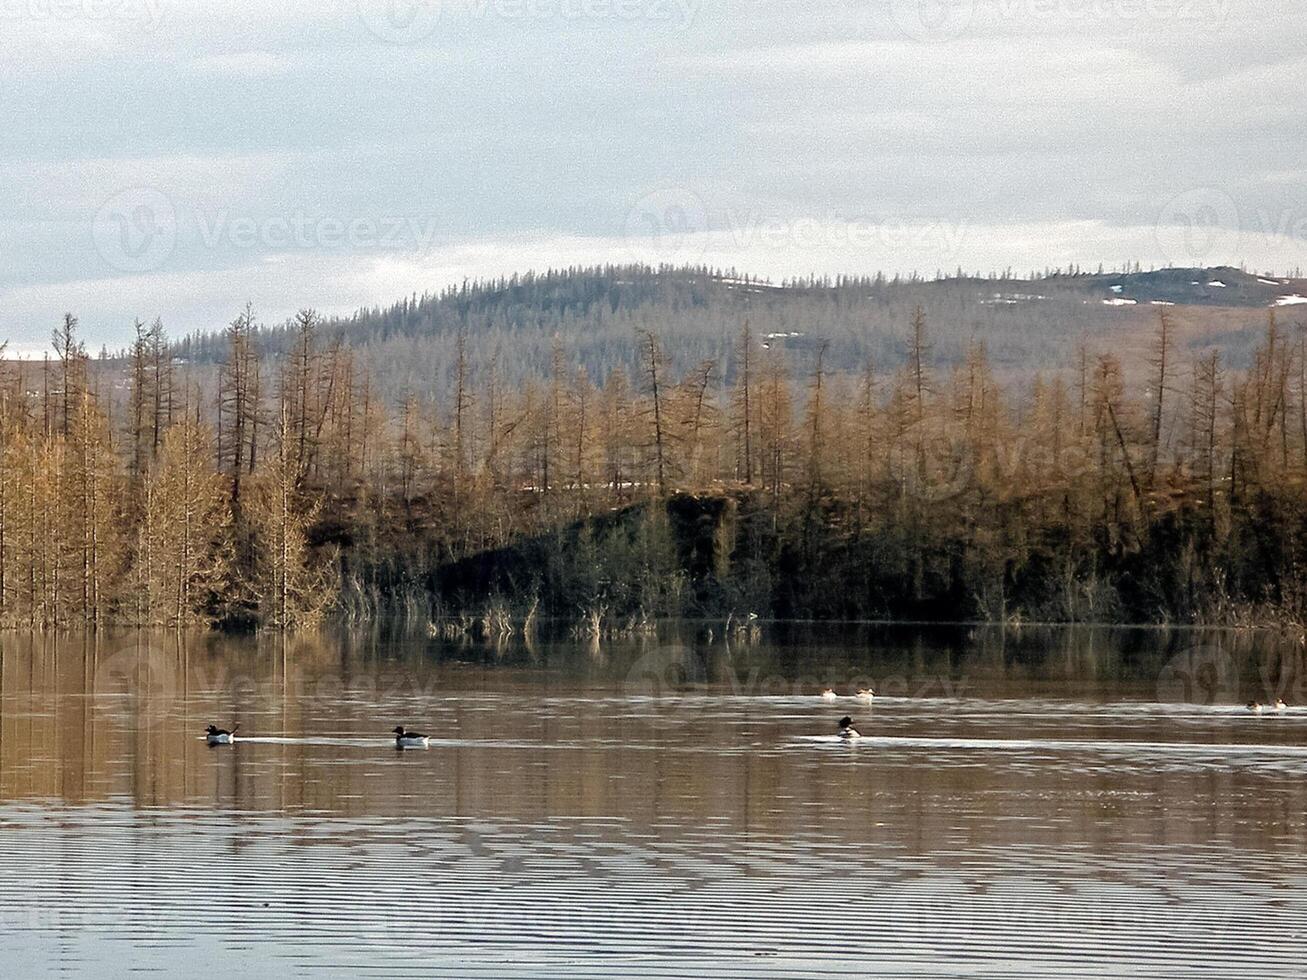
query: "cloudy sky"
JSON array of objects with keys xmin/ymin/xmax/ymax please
[{"xmin": 3, "ymin": 0, "xmax": 1305, "ymax": 351}]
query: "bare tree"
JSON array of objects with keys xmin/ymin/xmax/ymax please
[{"xmin": 639, "ymin": 330, "xmax": 668, "ymax": 495}]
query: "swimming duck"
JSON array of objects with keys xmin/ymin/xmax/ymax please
[
  {"xmin": 205, "ymin": 724, "xmax": 238, "ymax": 746},
  {"xmin": 393, "ymin": 726, "xmax": 431, "ymax": 749},
  {"xmin": 1247, "ymin": 701, "xmax": 1263, "ymax": 715},
  {"xmin": 856, "ymin": 688, "xmax": 875, "ymax": 702},
  {"xmin": 1274, "ymin": 699, "xmax": 1289, "ymax": 712},
  {"xmin": 837, "ymin": 716, "xmax": 861, "ymax": 739},
  {"xmin": 820, "ymin": 689, "xmax": 838, "ymax": 701}
]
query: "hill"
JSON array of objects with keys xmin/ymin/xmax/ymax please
[{"xmin": 168, "ymin": 264, "xmax": 1307, "ymax": 404}]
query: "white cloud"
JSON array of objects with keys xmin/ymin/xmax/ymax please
[{"xmin": 2, "ymin": 0, "xmax": 1305, "ymax": 348}]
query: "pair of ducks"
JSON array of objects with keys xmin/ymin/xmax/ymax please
[
  {"xmin": 821, "ymin": 688, "xmax": 875, "ymax": 702},
  {"xmin": 204, "ymin": 725, "xmax": 431, "ymax": 749},
  {"xmin": 1247, "ymin": 700, "xmax": 1290, "ymax": 715}
]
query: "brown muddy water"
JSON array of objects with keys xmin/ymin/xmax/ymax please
[{"xmin": 0, "ymin": 625, "xmax": 1304, "ymax": 978}]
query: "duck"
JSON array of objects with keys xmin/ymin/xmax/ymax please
[
  {"xmin": 837, "ymin": 716, "xmax": 861, "ymax": 740},
  {"xmin": 1274, "ymin": 699, "xmax": 1289, "ymax": 713},
  {"xmin": 393, "ymin": 726, "xmax": 431, "ymax": 749},
  {"xmin": 856, "ymin": 688, "xmax": 875, "ymax": 702},
  {"xmin": 820, "ymin": 689, "xmax": 838, "ymax": 701},
  {"xmin": 1247, "ymin": 701, "xmax": 1263, "ymax": 715},
  {"xmin": 205, "ymin": 724, "xmax": 238, "ymax": 746}
]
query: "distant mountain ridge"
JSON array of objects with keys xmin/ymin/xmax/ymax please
[
  {"xmin": 171, "ymin": 264, "xmax": 1307, "ymax": 399},
  {"xmin": 1079, "ymin": 266, "xmax": 1306, "ymax": 309}
]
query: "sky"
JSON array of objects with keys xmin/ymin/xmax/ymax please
[{"xmin": 2, "ymin": 0, "xmax": 1305, "ymax": 352}]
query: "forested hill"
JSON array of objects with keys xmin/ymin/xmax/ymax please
[
  {"xmin": 6, "ymin": 263, "xmax": 1307, "ymax": 631},
  {"xmin": 172, "ymin": 264, "xmax": 1307, "ymax": 397}
]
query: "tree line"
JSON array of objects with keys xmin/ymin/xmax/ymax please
[
  {"xmin": 2, "ymin": 301, "xmax": 1307, "ymax": 630},
  {"xmin": 170, "ymin": 264, "xmax": 1291, "ymax": 406}
]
